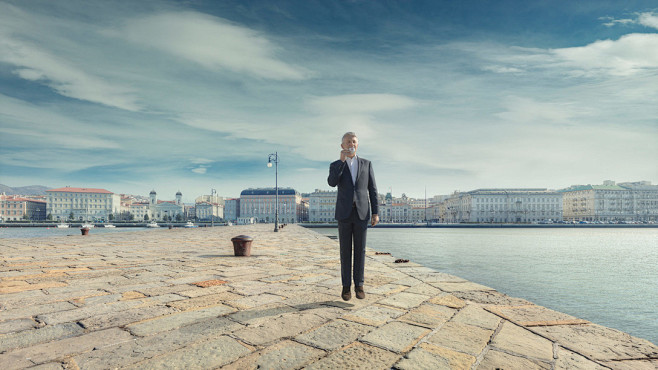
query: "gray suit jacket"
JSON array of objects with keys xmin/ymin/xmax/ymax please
[{"xmin": 328, "ymin": 157, "xmax": 378, "ymax": 221}]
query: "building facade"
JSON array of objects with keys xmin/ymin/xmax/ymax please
[
  {"xmin": 148, "ymin": 190, "xmax": 185, "ymax": 220},
  {"xmin": 560, "ymin": 180, "xmax": 658, "ymax": 222},
  {"xmin": 46, "ymin": 187, "xmax": 121, "ymax": 221},
  {"xmin": 195, "ymin": 194, "xmax": 224, "ymax": 221},
  {"xmin": 443, "ymin": 188, "xmax": 563, "ymax": 223},
  {"xmin": 308, "ymin": 189, "xmax": 337, "ymax": 223},
  {"xmin": 0, "ymin": 195, "xmax": 47, "ymax": 221},
  {"xmin": 240, "ymin": 188, "xmax": 302, "ymax": 223},
  {"xmin": 224, "ymin": 198, "xmax": 240, "ymax": 222}
]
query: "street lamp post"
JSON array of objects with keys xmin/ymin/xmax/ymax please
[{"xmin": 267, "ymin": 152, "xmax": 279, "ymax": 232}]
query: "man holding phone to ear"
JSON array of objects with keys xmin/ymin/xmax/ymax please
[{"xmin": 328, "ymin": 132, "xmax": 379, "ymax": 301}]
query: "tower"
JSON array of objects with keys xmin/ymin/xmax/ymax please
[
  {"xmin": 150, "ymin": 190, "xmax": 157, "ymax": 206},
  {"xmin": 176, "ymin": 191, "xmax": 182, "ymax": 206}
]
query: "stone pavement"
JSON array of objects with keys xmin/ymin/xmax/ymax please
[{"xmin": 1, "ymin": 224, "xmax": 656, "ymax": 369}]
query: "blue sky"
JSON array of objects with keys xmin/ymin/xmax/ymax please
[{"xmin": 1, "ymin": 0, "xmax": 657, "ymax": 202}]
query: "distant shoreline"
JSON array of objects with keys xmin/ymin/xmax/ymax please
[
  {"xmin": 302, "ymin": 223, "xmax": 658, "ymax": 229},
  {"xmin": 2, "ymin": 222, "xmax": 656, "ymax": 229}
]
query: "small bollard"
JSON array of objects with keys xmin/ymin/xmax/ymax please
[
  {"xmin": 168, "ymin": 225, "xmax": 173, "ymax": 229},
  {"xmin": 80, "ymin": 227, "xmax": 90, "ymax": 236},
  {"xmin": 231, "ymin": 235, "xmax": 254, "ymax": 257}
]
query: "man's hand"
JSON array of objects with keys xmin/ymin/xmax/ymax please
[
  {"xmin": 340, "ymin": 149, "xmax": 351, "ymax": 162},
  {"xmin": 371, "ymin": 214, "xmax": 379, "ymax": 226}
]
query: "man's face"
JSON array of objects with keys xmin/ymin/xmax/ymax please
[{"xmin": 341, "ymin": 135, "xmax": 359, "ymax": 156}]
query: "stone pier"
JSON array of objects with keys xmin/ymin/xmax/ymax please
[{"xmin": 1, "ymin": 225, "xmax": 656, "ymax": 369}]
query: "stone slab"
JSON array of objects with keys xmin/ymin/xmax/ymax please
[
  {"xmin": 360, "ymin": 321, "xmax": 430, "ymax": 353},
  {"xmin": 228, "ymin": 304, "xmax": 298, "ymax": 325},
  {"xmin": 491, "ymin": 321, "xmax": 554, "ymax": 362},
  {"xmin": 404, "ymin": 283, "xmax": 442, "ymax": 296},
  {"xmin": 395, "ymin": 342, "xmax": 476, "ymax": 370},
  {"xmin": 342, "ymin": 304, "xmax": 406, "ymax": 327},
  {"xmin": 166, "ymin": 292, "xmax": 243, "ymax": 310},
  {"xmin": 426, "ymin": 321, "xmax": 494, "ymax": 356},
  {"xmin": 378, "ymin": 292, "xmax": 430, "ymax": 310},
  {"xmin": 74, "ymin": 317, "xmax": 242, "ymax": 369},
  {"xmin": 127, "ymin": 335, "xmax": 250, "ymax": 369},
  {"xmin": 295, "ymin": 319, "xmax": 372, "ymax": 351},
  {"xmin": 451, "ymin": 304, "xmax": 501, "ymax": 330},
  {"xmin": 428, "ymin": 293, "xmax": 466, "ymax": 309},
  {"xmin": 0, "ymin": 328, "xmax": 133, "ymax": 369},
  {"xmin": 452, "ymin": 290, "xmax": 533, "ymax": 306},
  {"xmin": 227, "ymin": 293, "xmax": 285, "ymax": 310},
  {"xmin": 366, "ymin": 283, "xmax": 408, "ymax": 296},
  {"xmin": 530, "ymin": 323, "xmax": 658, "ymax": 361},
  {"xmin": 126, "ymin": 304, "xmax": 235, "ymax": 336},
  {"xmin": 233, "ymin": 311, "xmax": 327, "ymax": 346},
  {"xmin": 431, "ymin": 281, "xmax": 495, "ymax": 292},
  {"xmin": 222, "ymin": 340, "xmax": 325, "ymax": 370},
  {"xmin": 486, "ymin": 304, "xmax": 590, "ymax": 326},
  {"xmin": 0, "ymin": 322, "xmax": 84, "ymax": 353},
  {"xmin": 478, "ymin": 349, "xmax": 551, "ymax": 369},
  {"xmin": 304, "ymin": 342, "xmax": 399, "ymax": 370},
  {"xmin": 78, "ymin": 304, "xmax": 176, "ymax": 330},
  {"xmin": 556, "ymin": 347, "xmax": 609, "ymax": 370},
  {"xmin": 397, "ymin": 303, "xmax": 454, "ymax": 329},
  {"xmin": 0, "ymin": 318, "xmax": 38, "ymax": 335}
]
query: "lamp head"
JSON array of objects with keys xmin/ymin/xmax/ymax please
[{"xmin": 267, "ymin": 162, "xmax": 273, "ymax": 168}]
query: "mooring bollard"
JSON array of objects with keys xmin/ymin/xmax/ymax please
[
  {"xmin": 231, "ymin": 235, "xmax": 254, "ymax": 257},
  {"xmin": 80, "ymin": 227, "xmax": 90, "ymax": 236}
]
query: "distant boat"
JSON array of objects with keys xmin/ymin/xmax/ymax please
[
  {"xmin": 184, "ymin": 221, "xmax": 197, "ymax": 228},
  {"xmin": 146, "ymin": 221, "xmax": 159, "ymax": 228},
  {"xmin": 81, "ymin": 223, "xmax": 95, "ymax": 229},
  {"xmin": 104, "ymin": 224, "xmax": 116, "ymax": 228},
  {"xmin": 56, "ymin": 222, "xmax": 69, "ymax": 228}
]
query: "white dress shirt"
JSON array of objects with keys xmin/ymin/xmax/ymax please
[{"xmin": 347, "ymin": 155, "xmax": 358, "ymax": 185}]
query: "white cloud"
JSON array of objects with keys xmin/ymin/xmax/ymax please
[
  {"xmin": 116, "ymin": 11, "xmax": 308, "ymax": 80},
  {"xmin": 600, "ymin": 17, "xmax": 634, "ymax": 27},
  {"xmin": 495, "ymin": 96, "xmax": 584, "ymax": 124},
  {"xmin": 638, "ymin": 12, "xmax": 658, "ymax": 29},
  {"xmin": 307, "ymin": 94, "xmax": 418, "ymax": 114},
  {"xmin": 191, "ymin": 167, "xmax": 207, "ymax": 174},
  {"xmin": 551, "ymin": 33, "xmax": 658, "ymax": 76},
  {"xmin": 482, "ymin": 65, "xmax": 524, "ymax": 73},
  {"xmin": 0, "ymin": 36, "xmax": 141, "ymax": 111}
]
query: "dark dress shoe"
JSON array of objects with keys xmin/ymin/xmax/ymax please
[
  {"xmin": 355, "ymin": 286, "xmax": 365, "ymax": 299},
  {"xmin": 341, "ymin": 286, "xmax": 351, "ymax": 301}
]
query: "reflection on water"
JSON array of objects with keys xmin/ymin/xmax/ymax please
[{"xmin": 316, "ymin": 227, "xmax": 658, "ymax": 344}]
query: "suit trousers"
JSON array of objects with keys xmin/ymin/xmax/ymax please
[{"xmin": 338, "ymin": 207, "xmax": 368, "ymax": 288}]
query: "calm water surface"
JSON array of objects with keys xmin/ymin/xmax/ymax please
[{"xmin": 316, "ymin": 227, "xmax": 658, "ymax": 344}]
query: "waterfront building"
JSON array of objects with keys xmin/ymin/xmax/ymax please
[
  {"xmin": 184, "ymin": 205, "xmax": 195, "ymax": 220},
  {"xmin": 308, "ymin": 189, "xmax": 337, "ymax": 223},
  {"xmin": 619, "ymin": 181, "xmax": 658, "ymax": 222},
  {"xmin": 148, "ymin": 190, "xmax": 185, "ymax": 221},
  {"xmin": 195, "ymin": 194, "xmax": 224, "ymax": 221},
  {"xmin": 0, "ymin": 194, "xmax": 47, "ymax": 221},
  {"xmin": 46, "ymin": 187, "xmax": 121, "ymax": 222},
  {"xmin": 240, "ymin": 188, "xmax": 301, "ymax": 223},
  {"xmin": 126, "ymin": 203, "xmax": 150, "ymax": 221},
  {"xmin": 300, "ymin": 198, "xmax": 309, "ymax": 222},
  {"xmin": 560, "ymin": 180, "xmax": 658, "ymax": 222},
  {"xmin": 380, "ymin": 203, "xmax": 413, "ymax": 223},
  {"xmin": 444, "ymin": 188, "xmax": 563, "ymax": 223},
  {"xmin": 224, "ymin": 198, "xmax": 240, "ymax": 222}
]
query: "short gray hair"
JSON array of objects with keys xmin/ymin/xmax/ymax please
[{"xmin": 342, "ymin": 132, "xmax": 357, "ymax": 141}]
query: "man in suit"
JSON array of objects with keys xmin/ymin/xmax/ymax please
[{"xmin": 328, "ymin": 132, "xmax": 379, "ymax": 301}]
